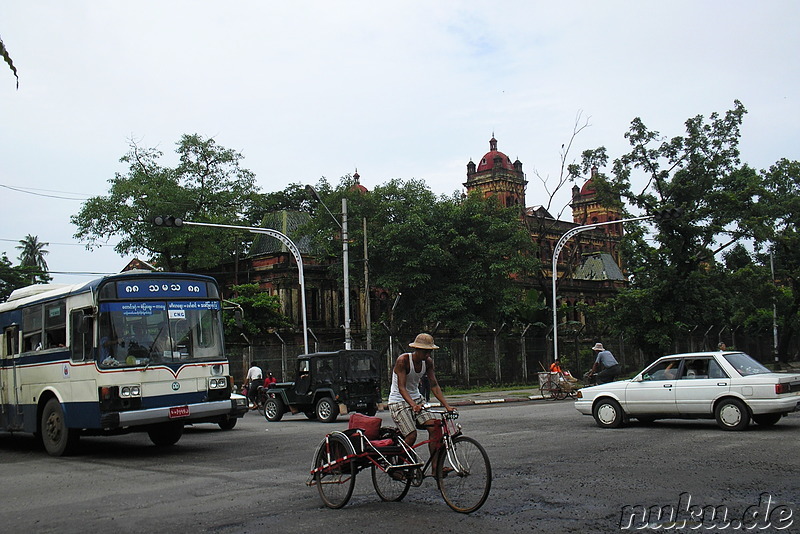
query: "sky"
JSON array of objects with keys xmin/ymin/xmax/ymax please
[{"xmin": 2, "ymin": 1, "xmax": 799, "ymax": 285}]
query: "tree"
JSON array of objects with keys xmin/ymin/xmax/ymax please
[
  {"xmin": 596, "ymin": 101, "xmax": 764, "ymax": 357},
  {"xmin": 17, "ymin": 234, "xmax": 49, "ymax": 270},
  {"xmin": 72, "ymin": 134, "xmax": 260, "ymax": 272},
  {"xmin": 0, "ymin": 253, "xmax": 36, "ymax": 300},
  {"xmin": 750, "ymin": 159, "xmax": 800, "ymax": 361},
  {"xmin": 304, "ymin": 178, "xmax": 538, "ymax": 331},
  {"xmin": 222, "ymin": 284, "xmax": 290, "ymax": 343},
  {"xmin": 15, "ymin": 234, "xmax": 51, "ymax": 284},
  {"xmin": 1, "ymin": 35, "xmax": 18, "ymax": 88}
]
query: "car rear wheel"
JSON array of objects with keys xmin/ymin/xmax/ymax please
[
  {"xmin": 752, "ymin": 413, "xmax": 781, "ymax": 427},
  {"xmin": 592, "ymin": 398, "xmax": 624, "ymax": 429},
  {"xmin": 316, "ymin": 397, "xmax": 338, "ymax": 423},
  {"xmin": 715, "ymin": 398, "xmax": 749, "ymax": 431}
]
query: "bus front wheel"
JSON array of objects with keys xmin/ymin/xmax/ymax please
[
  {"xmin": 41, "ymin": 398, "xmax": 80, "ymax": 456},
  {"xmin": 148, "ymin": 422, "xmax": 184, "ymax": 447}
]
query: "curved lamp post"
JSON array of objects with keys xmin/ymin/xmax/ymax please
[
  {"xmin": 551, "ymin": 215, "xmax": 653, "ymax": 362},
  {"xmin": 169, "ymin": 219, "xmax": 309, "ymax": 355}
]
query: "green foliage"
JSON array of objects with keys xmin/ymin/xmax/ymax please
[
  {"xmin": 297, "ymin": 177, "xmax": 538, "ymax": 331},
  {"xmin": 71, "ymin": 134, "xmax": 260, "ymax": 272},
  {"xmin": 597, "ymin": 101, "xmax": 765, "ymax": 357},
  {"xmin": 16, "ymin": 234, "xmax": 49, "ymax": 271},
  {"xmin": 223, "ymin": 283, "xmax": 290, "ymax": 343},
  {"xmin": 749, "ymin": 159, "xmax": 800, "ymax": 360},
  {"xmin": 1, "ymin": 35, "xmax": 18, "ymax": 89},
  {"xmin": 0, "ymin": 252, "xmax": 51, "ymax": 301}
]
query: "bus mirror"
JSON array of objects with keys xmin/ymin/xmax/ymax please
[
  {"xmin": 78, "ymin": 315, "xmax": 93, "ymax": 334},
  {"xmin": 234, "ymin": 309, "xmax": 243, "ymax": 329}
]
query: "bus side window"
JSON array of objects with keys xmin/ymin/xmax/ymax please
[
  {"xmin": 45, "ymin": 301, "xmax": 67, "ymax": 349},
  {"xmin": 70, "ymin": 309, "xmax": 93, "ymax": 362},
  {"xmin": 4, "ymin": 325, "xmax": 19, "ymax": 356},
  {"xmin": 22, "ymin": 305, "xmax": 43, "ymax": 351}
]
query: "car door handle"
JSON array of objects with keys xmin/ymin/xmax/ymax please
[
  {"xmin": 663, "ymin": 384, "xmax": 673, "ymax": 388},
  {"xmin": 717, "ymin": 382, "xmax": 728, "ymax": 386}
]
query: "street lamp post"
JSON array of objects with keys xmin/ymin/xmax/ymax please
[
  {"xmin": 305, "ymin": 186, "xmax": 352, "ymax": 350},
  {"xmin": 551, "ymin": 215, "xmax": 653, "ymax": 362},
  {"xmin": 159, "ymin": 218, "xmax": 310, "ymax": 355}
]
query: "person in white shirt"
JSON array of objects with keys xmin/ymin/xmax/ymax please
[
  {"xmin": 388, "ymin": 333, "xmax": 455, "ymax": 473},
  {"xmin": 245, "ymin": 363, "xmax": 263, "ymax": 409}
]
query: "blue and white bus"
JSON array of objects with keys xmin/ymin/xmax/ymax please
[{"xmin": 0, "ymin": 272, "xmax": 247, "ymax": 456}]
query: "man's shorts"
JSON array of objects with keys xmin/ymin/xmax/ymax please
[{"xmin": 389, "ymin": 399, "xmax": 435, "ymax": 437}]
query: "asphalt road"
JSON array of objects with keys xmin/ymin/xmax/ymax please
[{"xmin": 1, "ymin": 400, "xmax": 798, "ymax": 533}]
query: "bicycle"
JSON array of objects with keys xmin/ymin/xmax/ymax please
[
  {"xmin": 307, "ymin": 409, "xmax": 491, "ymax": 513},
  {"xmin": 539, "ymin": 370, "xmax": 579, "ymax": 400}
]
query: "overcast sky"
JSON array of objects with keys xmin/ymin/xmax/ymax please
[{"xmin": 3, "ymin": 1, "xmax": 799, "ymax": 285}]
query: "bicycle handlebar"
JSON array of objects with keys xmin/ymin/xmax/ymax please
[{"xmin": 403, "ymin": 405, "xmax": 459, "ymax": 419}]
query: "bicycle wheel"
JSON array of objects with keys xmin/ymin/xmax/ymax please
[
  {"xmin": 540, "ymin": 379, "xmax": 556, "ymax": 399},
  {"xmin": 553, "ymin": 385, "xmax": 568, "ymax": 400},
  {"xmin": 437, "ymin": 436, "xmax": 491, "ymax": 513},
  {"xmin": 372, "ymin": 455, "xmax": 412, "ymax": 502},
  {"xmin": 313, "ymin": 433, "xmax": 356, "ymax": 509}
]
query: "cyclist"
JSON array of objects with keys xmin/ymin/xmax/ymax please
[
  {"xmin": 388, "ymin": 333, "xmax": 455, "ymax": 473},
  {"xmin": 244, "ymin": 362, "xmax": 263, "ymax": 409}
]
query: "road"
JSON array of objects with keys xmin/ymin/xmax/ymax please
[{"xmin": 0, "ymin": 400, "xmax": 798, "ymax": 533}]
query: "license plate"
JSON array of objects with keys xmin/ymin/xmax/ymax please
[{"xmin": 169, "ymin": 406, "xmax": 190, "ymax": 419}]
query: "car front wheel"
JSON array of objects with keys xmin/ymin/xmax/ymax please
[
  {"xmin": 592, "ymin": 398, "xmax": 624, "ymax": 429},
  {"xmin": 715, "ymin": 398, "xmax": 749, "ymax": 431}
]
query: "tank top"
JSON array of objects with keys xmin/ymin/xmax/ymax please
[{"xmin": 388, "ymin": 353, "xmax": 426, "ymax": 403}]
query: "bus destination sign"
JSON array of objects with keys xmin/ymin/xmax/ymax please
[{"xmin": 117, "ymin": 280, "xmax": 208, "ymax": 299}]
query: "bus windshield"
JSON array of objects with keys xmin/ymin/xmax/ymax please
[{"xmin": 98, "ymin": 300, "xmax": 223, "ymax": 367}]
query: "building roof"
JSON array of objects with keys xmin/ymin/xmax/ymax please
[
  {"xmin": 248, "ymin": 210, "xmax": 316, "ymax": 257},
  {"xmin": 573, "ymin": 252, "xmax": 626, "ymax": 281},
  {"xmin": 476, "ymin": 136, "xmax": 516, "ymax": 172}
]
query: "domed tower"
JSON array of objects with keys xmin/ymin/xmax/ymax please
[
  {"xmin": 571, "ymin": 166, "xmax": 623, "ymax": 237},
  {"xmin": 464, "ymin": 136, "xmax": 527, "ymax": 208}
]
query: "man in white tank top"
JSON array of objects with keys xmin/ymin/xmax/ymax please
[{"xmin": 388, "ymin": 333, "xmax": 455, "ymax": 471}]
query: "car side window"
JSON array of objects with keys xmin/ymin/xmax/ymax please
[
  {"xmin": 680, "ymin": 359, "xmax": 710, "ymax": 379},
  {"xmin": 642, "ymin": 360, "xmax": 680, "ymax": 381},
  {"xmin": 707, "ymin": 359, "xmax": 728, "ymax": 379}
]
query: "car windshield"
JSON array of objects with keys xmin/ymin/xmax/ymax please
[
  {"xmin": 723, "ymin": 352, "xmax": 771, "ymax": 377},
  {"xmin": 98, "ymin": 300, "xmax": 223, "ymax": 367}
]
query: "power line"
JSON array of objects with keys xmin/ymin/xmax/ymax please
[
  {"xmin": 0, "ymin": 238, "xmax": 117, "ymax": 247},
  {"xmin": 0, "ymin": 183, "xmax": 89, "ymax": 201}
]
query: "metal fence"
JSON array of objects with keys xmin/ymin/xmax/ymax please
[{"xmin": 226, "ymin": 325, "xmax": 799, "ymax": 392}]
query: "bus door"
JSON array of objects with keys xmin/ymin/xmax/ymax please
[{"xmin": 3, "ymin": 325, "xmax": 22, "ymax": 427}]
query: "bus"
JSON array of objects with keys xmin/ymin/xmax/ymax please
[{"xmin": 0, "ymin": 271, "xmax": 247, "ymax": 456}]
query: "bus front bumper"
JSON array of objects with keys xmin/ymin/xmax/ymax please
[{"xmin": 101, "ymin": 399, "xmax": 243, "ymax": 429}]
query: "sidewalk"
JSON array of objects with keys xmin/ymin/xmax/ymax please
[
  {"xmin": 379, "ymin": 387, "xmax": 545, "ymax": 411},
  {"xmin": 445, "ymin": 387, "xmax": 544, "ymax": 407}
]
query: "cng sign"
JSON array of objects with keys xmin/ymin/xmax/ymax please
[{"xmin": 172, "ymin": 381, "xmax": 180, "ymax": 391}]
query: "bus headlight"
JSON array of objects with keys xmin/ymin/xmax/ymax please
[
  {"xmin": 120, "ymin": 385, "xmax": 142, "ymax": 398},
  {"xmin": 208, "ymin": 377, "xmax": 228, "ymax": 390}
]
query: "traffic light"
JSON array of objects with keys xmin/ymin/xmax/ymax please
[
  {"xmin": 152, "ymin": 215, "xmax": 184, "ymax": 227},
  {"xmin": 652, "ymin": 207, "xmax": 684, "ymax": 221}
]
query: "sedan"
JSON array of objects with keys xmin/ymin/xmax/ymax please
[{"xmin": 575, "ymin": 351, "xmax": 800, "ymax": 430}]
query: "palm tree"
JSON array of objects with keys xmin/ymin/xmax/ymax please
[{"xmin": 16, "ymin": 234, "xmax": 49, "ymax": 272}]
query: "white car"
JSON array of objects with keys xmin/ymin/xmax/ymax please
[{"xmin": 575, "ymin": 351, "xmax": 800, "ymax": 430}]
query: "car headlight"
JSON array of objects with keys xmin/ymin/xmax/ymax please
[{"xmin": 208, "ymin": 377, "xmax": 228, "ymax": 390}]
